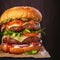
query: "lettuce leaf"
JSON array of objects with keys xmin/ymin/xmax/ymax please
[{"xmin": 24, "ymin": 50, "xmax": 38, "ymax": 55}]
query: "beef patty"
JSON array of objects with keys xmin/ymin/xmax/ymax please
[
  {"xmin": 23, "ymin": 22, "xmax": 40, "ymax": 30},
  {"xmin": 2, "ymin": 36, "xmax": 41, "ymax": 44}
]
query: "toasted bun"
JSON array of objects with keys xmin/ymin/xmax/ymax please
[
  {"xmin": 0, "ymin": 6, "xmax": 42, "ymax": 24},
  {"xmin": 1, "ymin": 43, "xmax": 41, "ymax": 54},
  {"xmin": 9, "ymin": 46, "xmax": 41, "ymax": 54}
]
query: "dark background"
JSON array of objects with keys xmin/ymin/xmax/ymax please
[{"xmin": 0, "ymin": 0, "xmax": 59, "ymax": 60}]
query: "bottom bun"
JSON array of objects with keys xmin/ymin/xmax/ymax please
[
  {"xmin": 1, "ymin": 43, "xmax": 41, "ymax": 54},
  {"xmin": 1, "ymin": 43, "xmax": 11, "ymax": 52},
  {"xmin": 9, "ymin": 47, "xmax": 24, "ymax": 54},
  {"xmin": 23, "ymin": 46, "xmax": 40, "ymax": 52}
]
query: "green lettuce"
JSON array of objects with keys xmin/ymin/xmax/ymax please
[{"xmin": 24, "ymin": 50, "xmax": 38, "ymax": 55}]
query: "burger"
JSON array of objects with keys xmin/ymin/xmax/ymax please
[{"xmin": 0, "ymin": 6, "xmax": 42, "ymax": 54}]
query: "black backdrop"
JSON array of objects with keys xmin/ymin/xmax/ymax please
[{"xmin": 0, "ymin": 0, "xmax": 59, "ymax": 60}]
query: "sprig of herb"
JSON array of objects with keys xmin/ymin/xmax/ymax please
[{"xmin": 40, "ymin": 27, "xmax": 46, "ymax": 36}]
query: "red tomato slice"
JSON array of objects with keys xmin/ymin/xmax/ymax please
[
  {"xmin": 29, "ymin": 20, "xmax": 35, "ymax": 24},
  {"xmin": 7, "ymin": 20, "xmax": 24, "ymax": 26},
  {"xmin": 24, "ymin": 33, "xmax": 38, "ymax": 37},
  {"xmin": 6, "ymin": 20, "xmax": 24, "ymax": 30},
  {"xmin": 32, "ymin": 42, "xmax": 39, "ymax": 45}
]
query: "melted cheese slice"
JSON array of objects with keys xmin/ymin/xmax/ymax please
[{"xmin": 14, "ymin": 36, "xmax": 28, "ymax": 42}]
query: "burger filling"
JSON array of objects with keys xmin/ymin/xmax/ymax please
[
  {"xmin": 1, "ymin": 19, "xmax": 41, "ymax": 42},
  {"xmin": 1, "ymin": 18, "xmax": 43, "ymax": 54}
]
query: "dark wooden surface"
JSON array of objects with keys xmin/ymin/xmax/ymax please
[{"xmin": 0, "ymin": 0, "xmax": 59, "ymax": 60}]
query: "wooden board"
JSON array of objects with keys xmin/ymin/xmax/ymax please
[{"xmin": 0, "ymin": 46, "xmax": 51, "ymax": 58}]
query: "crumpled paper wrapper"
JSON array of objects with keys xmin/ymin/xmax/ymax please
[{"xmin": 0, "ymin": 45, "xmax": 50, "ymax": 58}]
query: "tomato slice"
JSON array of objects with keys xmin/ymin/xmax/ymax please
[
  {"xmin": 24, "ymin": 33, "xmax": 38, "ymax": 37},
  {"xmin": 6, "ymin": 20, "xmax": 24, "ymax": 30},
  {"xmin": 7, "ymin": 20, "xmax": 24, "ymax": 26},
  {"xmin": 29, "ymin": 20, "xmax": 35, "ymax": 24},
  {"xmin": 32, "ymin": 42, "xmax": 39, "ymax": 45}
]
